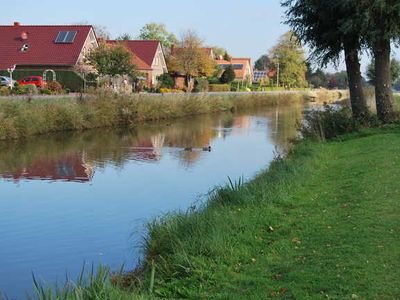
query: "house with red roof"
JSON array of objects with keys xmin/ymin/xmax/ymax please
[
  {"xmin": 107, "ymin": 40, "xmax": 168, "ymax": 87},
  {"xmin": 0, "ymin": 22, "xmax": 98, "ymax": 91},
  {"xmin": 216, "ymin": 57, "xmax": 253, "ymax": 82},
  {"xmin": 0, "ymin": 22, "xmax": 98, "ymax": 72}
]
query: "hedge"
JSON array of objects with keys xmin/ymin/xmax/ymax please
[{"xmin": 209, "ymin": 84, "xmax": 231, "ymax": 92}]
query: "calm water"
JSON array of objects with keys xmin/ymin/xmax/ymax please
[{"xmin": 0, "ymin": 104, "xmax": 305, "ymax": 299}]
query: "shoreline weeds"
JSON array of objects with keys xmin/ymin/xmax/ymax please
[{"xmin": 0, "ymin": 89, "xmax": 347, "ymax": 141}]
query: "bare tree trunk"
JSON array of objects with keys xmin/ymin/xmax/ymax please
[
  {"xmin": 374, "ymin": 38, "xmax": 395, "ymax": 122},
  {"xmin": 344, "ymin": 46, "xmax": 368, "ymax": 120}
]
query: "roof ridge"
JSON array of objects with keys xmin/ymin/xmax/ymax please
[{"xmin": 0, "ymin": 25, "xmax": 92, "ymax": 27}]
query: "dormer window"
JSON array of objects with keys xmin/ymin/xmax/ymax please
[
  {"xmin": 55, "ymin": 31, "xmax": 77, "ymax": 43},
  {"xmin": 21, "ymin": 44, "xmax": 29, "ymax": 52}
]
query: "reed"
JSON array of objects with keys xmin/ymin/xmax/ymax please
[{"xmin": 0, "ymin": 91, "xmax": 305, "ymax": 140}]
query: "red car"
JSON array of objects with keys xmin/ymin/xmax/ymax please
[{"xmin": 17, "ymin": 76, "xmax": 47, "ymax": 88}]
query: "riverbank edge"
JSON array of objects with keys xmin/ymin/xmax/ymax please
[
  {"xmin": 117, "ymin": 124, "xmax": 400, "ymax": 298},
  {"xmin": 0, "ymin": 89, "xmax": 346, "ymax": 141}
]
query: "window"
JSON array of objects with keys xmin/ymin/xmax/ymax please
[{"xmin": 55, "ymin": 31, "xmax": 77, "ymax": 43}]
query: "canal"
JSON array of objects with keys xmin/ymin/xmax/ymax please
[{"xmin": 0, "ymin": 103, "xmax": 305, "ymax": 298}]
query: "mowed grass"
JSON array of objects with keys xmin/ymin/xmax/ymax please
[{"xmin": 125, "ymin": 126, "xmax": 400, "ymax": 299}]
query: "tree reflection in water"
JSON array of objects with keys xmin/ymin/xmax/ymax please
[{"xmin": 0, "ymin": 104, "xmax": 305, "ymax": 182}]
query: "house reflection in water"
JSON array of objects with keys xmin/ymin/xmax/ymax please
[
  {"xmin": 6, "ymin": 152, "xmax": 95, "ymax": 183},
  {"xmin": 129, "ymin": 134, "xmax": 165, "ymax": 162}
]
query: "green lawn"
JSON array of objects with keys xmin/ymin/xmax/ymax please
[{"xmin": 131, "ymin": 126, "xmax": 400, "ymax": 299}]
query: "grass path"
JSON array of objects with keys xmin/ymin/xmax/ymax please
[{"xmin": 135, "ymin": 126, "xmax": 400, "ymax": 299}]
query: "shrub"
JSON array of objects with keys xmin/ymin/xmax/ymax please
[
  {"xmin": 195, "ymin": 77, "xmax": 209, "ymax": 92},
  {"xmin": 209, "ymin": 84, "xmax": 231, "ymax": 92},
  {"xmin": 208, "ymin": 77, "xmax": 220, "ymax": 84},
  {"xmin": 159, "ymin": 88, "xmax": 184, "ymax": 93},
  {"xmin": 300, "ymin": 105, "xmax": 360, "ymax": 141},
  {"xmin": 46, "ymin": 81, "xmax": 63, "ymax": 94},
  {"xmin": 157, "ymin": 73, "xmax": 174, "ymax": 89},
  {"xmin": 0, "ymin": 86, "xmax": 10, "ymax": 96},
  {"xmin": 220, "ymin": 65, "xmax": 236, "ymax": 84},
  {"xmin": 41, "ymin": 88, "xmax": 52, "ymax": 95},
  {"xmin": 22, "ymin": 84, "xmax": 38, "ymax": 95}
]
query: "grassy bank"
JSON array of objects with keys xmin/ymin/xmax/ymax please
[
  {"xmin": 122, "ymin": 125, "xmax": 399, "ymax": 299},
  {"xmin": 26, "ymin": 125, "xmax": 400, "ymax": 299},
  {"xmin": 0, "ymin": 92, "xmax": 304, "ymax": 141},
  {"xmin": 0, "ymin": 89, "xmax": 347, "ymax": 141}
]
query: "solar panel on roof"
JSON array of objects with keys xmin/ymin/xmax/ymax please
[
  {"xmin": 55, "ymin": 31, "xmax": 77, "ymax": 43},
  {"xmin": 65, "ymin": 31, "xmax": 77, "ymax": 43}
]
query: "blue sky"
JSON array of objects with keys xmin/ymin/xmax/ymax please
[{"xmin": 2, "ymin": 0, "xmax": 398, "ymax": 73}]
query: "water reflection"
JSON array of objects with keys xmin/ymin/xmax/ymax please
[
  {"xmin": 0, "ymin": 104, "xmax": 304, "ymax": 183},
  {"xmin": 0, "ymin": 103, "xmax": 306, "ymax": 299}
]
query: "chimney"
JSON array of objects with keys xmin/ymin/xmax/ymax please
[
  {"xmin": 14, "ymin": 21, "xmax": 21, "ymax": 27},
  {"xmin": 21, "ymin": 32, "xmax": 28, "ymax": 40}
]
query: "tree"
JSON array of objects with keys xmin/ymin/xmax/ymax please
[
  {"xmin": 167, "ymin": 30, "xmax": 216, "ymax": 91},
  {"xmin": 157, "ymin": 73, "xmax": 174, "ymax": 88},
  {"xmin": 220, "ymin": 65, "xmax": 236, "ymax": 84},
  {"xmin": 211, "ymin": 46, "xmax": 227, "ymax": 58},
  {"xmin": 269, "ymin": 32, "xmax": 307, "ymax": 88},
  {"xmin": 327, "ymin": 71, "xmax": 348, "ymax": 89},
  {"xmin": 93, "ymin": 25, "xmax": 110, "ymax": 39},
  {"xmin": 254, "ymin": 55, "xmax": 270, "ymax": 71},
  {"xmin": 223, "ymin": 52, "xmax": 231, "ymax": 61},
  {"xmin": 85, "ymin": 42, "xmax": 136, "ymax": 77},
  {"xmin": 358, "ymin": 0, "xmax": 400, "ymax": 122},
  {"xmin": 307, "ymin": 68, "xmax": 328, "ymax": 88},
  {"xmin": 282, "ymin": 0, "xmax": 368, "ymax": 120},
  {"xmin": 116, "ymin": 33, "xmax": 133, "ymax": 41},
  {"xmin": 137, "ymin": 23, "xmax": 177, "ymax": 51},
  {"xmin": 366, "ymin": 58, "xmax": 400, "ymax": 85}
]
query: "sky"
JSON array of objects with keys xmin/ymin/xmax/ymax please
[{"xmin": 1, "ymin": 0, "xmax": 398, "ymax": 74}]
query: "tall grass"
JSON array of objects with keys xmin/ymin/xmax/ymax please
[
  {"xmin": 0, "ymin": 91, "xmax": 308, "ymax": 140},
  {"xmin": 28, "ymin": 265, "xmax": 147, "ymax": 300}
]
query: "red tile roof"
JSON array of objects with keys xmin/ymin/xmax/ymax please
[
  {"xmin": 216, "ymin": 57, "xmax": 252, "ymax": 79},
  {"xmin": 107, "ymin": 40, "xmax": 160, "ymax": 71},
  {"xmin": 0, "ymin": 24, "xmax": 93, "ymax": 70}
]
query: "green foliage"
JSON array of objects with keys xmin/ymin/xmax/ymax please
[
  {"xmin": 137, "ymin": 23, "xmax": 177, "ymax": 50},
  {"xmin": 22, "ymin": 84, "xmax": 38, "ymax": 95},
  {"xmin": 269, "ymin": 32, "xmax": 307, "ymax": 88},
  {"xmin": 366, "ymin": 58, "xmax": 400, "ymax": 85},
  {"xmin": 116, "ymin": 33, "xmax": 133, "ymax": 41},
  {"xmin": 30, "ymin": 265, "xmax": 147, "ymax": 300},
  {"xmin": 157, "ymin": 73, "xmax": 174, "ymax": 89},
  {"xmin": 254, "ymin": 55, "xmax": 270, "ymax": 71},
  {"xmin": 85, "ymin": 43, "xmax": 136, "ymax": 77},
  {"xmin": 210, "ymin": 46, "xmax": 226, "ymax": 58},
  {"xmin": 194, "ymin": 77, "xmax": 209, "ymax": 92},
  {"xmin": 219, "ymin": 65, "xmax": 236, "ymax": 84},
  {"xmin": 40, "ymin": 88, "xmax": 52, "ymax": 95},
  {"xmin": 223, "ymin": 52, "xmax": 231, "ymax": 61}
]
